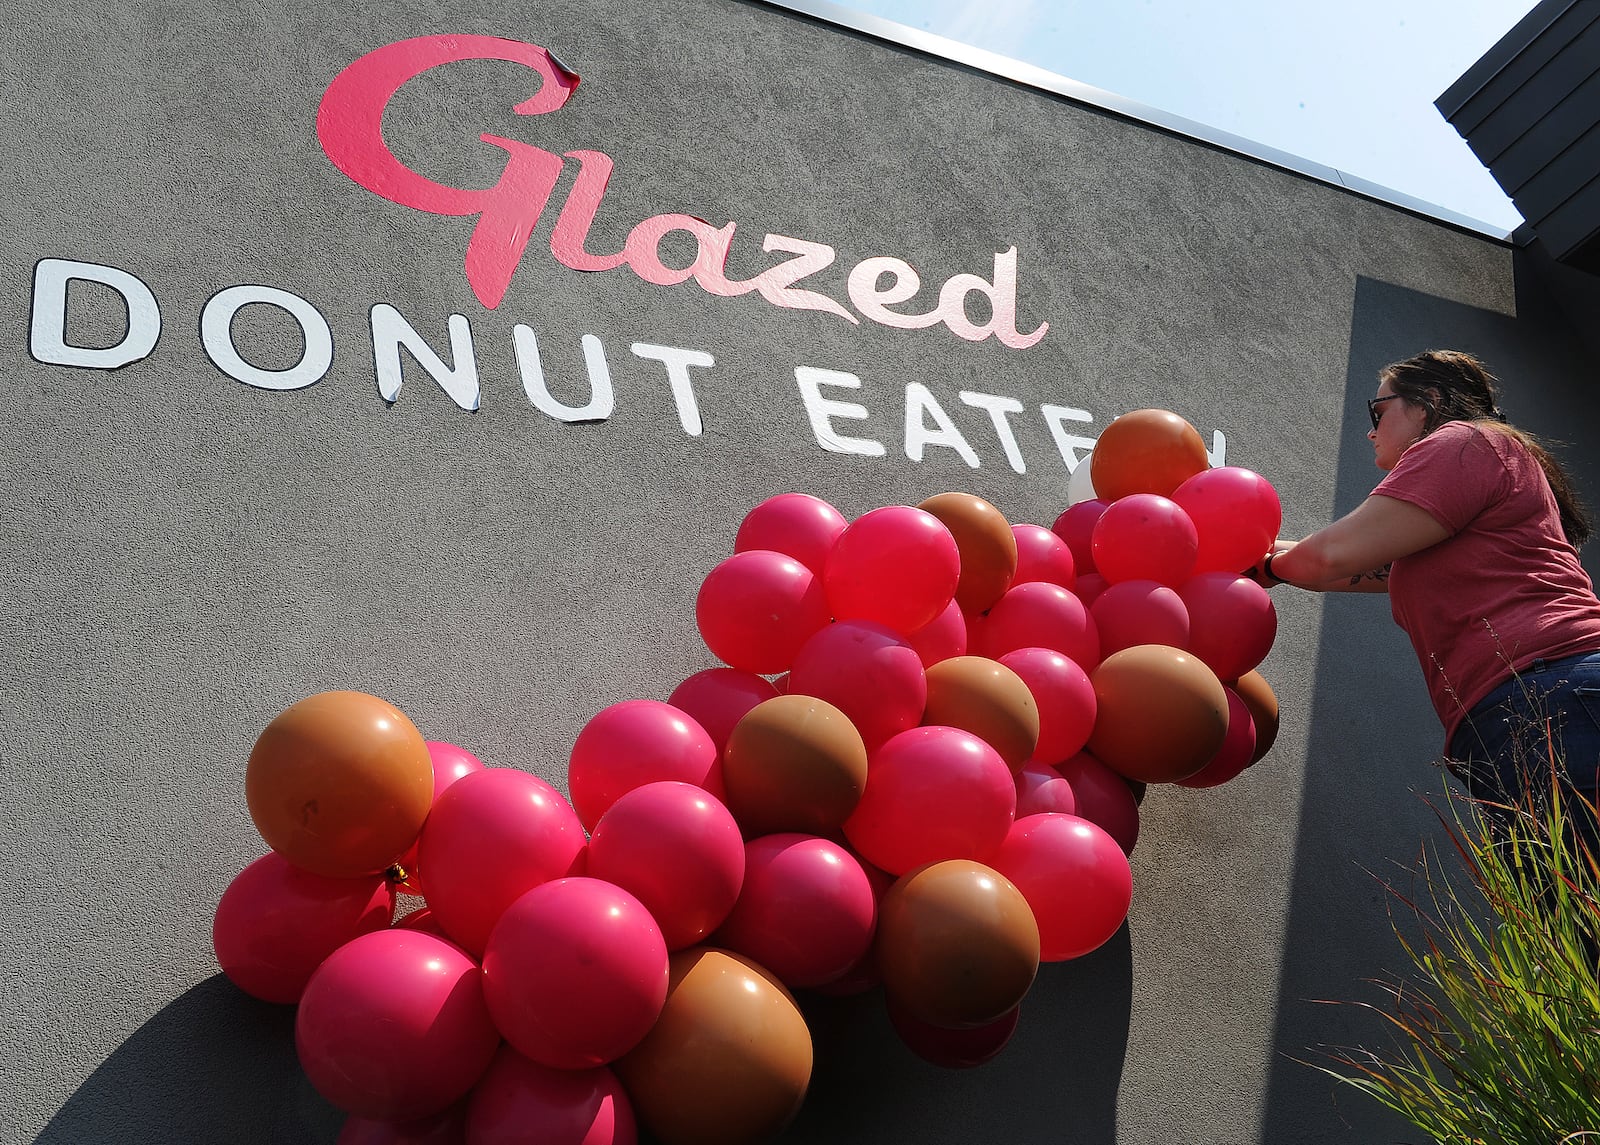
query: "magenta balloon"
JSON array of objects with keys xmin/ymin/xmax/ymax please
[
  {"xmin": 567, "ymin": 700, "xmax": 721, "ymax": 831},
  {"xmin": 213, "ymin": 852, "xmax": 395, "ymax": 1004},
  {"xmin": 823, "ymin": 505, "xmax": 961, "ymax": 635},
  {"xmin": 904, "ymin": 599, "xmax": 969, "ymax": 669},
  {"xmin": 1015, "ymin": 762, "xmax": 1077, "ymax": 818},
  {"xmin": 586, "ymin": 782, "xmax": 746, "ymax": 951},
  {"xmin": 1091, "ymin": 494, "xmax": 1199, "ymax": 586},
  {"xmin": 1176, "ymin": 687, "xmax": 1258, "ymax": 789},
  {"xmin": 997, "ymin": 648, "xmax": 1097, "ymax": 765},
  {"xmin": 481, "ymin": 878, "xmax": 669, "ymax": 1070},
  {"xmin": 397, "ymin": 742, "xmax": 490, "ymax": 897},
  {"xmin": 1089, "ymin": 580, "xmax": 1191, "ymax": 658},
  {"xmin": 990, "ymin": 814, "xmax": 1133, "ymax": 961},
  {"xmin": 1172, "ymin": 466, "xmax": 1283, "ymax": 574},
  {"xmin": 337, "ymin": 1108, "xmax": 465, "ymax": 1145},
  {"xmin": 296, "ymin": 930, "xmax": 499, "ymax": 1121},
  {"xmin": 843, "ymin": 726, "xmax": 1016, "ymax": 875},
  {"xmin": 1054, "ymin": 752, "xmax": 1140, "ymax": 855},
  {"xmin": 712, "ymin": 834, "xmax": 877, "ymax": 988},
  {"xmin": 1074, "ymin": 572, "xmax": 1108, "ymax": 608},
  {"xmin": 418, "ymin": 768, "xmax": 588, "ymax": 955},
  {"xmin": 1178, "ymin": 572, "xmax": 1278, "ymax": 682},
  {"xmin": 1010, "ymin": 523, "xmax": 1076, "ymax": 589},
  {"xmin": 1050, "ymin": 499, "xmax": 1108, "ymax": 574},
  {"xmin": 667, "ymin": 669, "xmax": 780, "ymax": 754},
  {"xmin": 787, "ymin": 620, "xmax": 927, "ymax": 752},
  {"xmin": 978, "ymin": 582, "xmax": 1101, "ymax": 670},
  {"xmin": 734, "ymin": 492, "xmax": 848, "ymax": 575},
  {"xmin": 887, "ymin": 996, "xmax": 1020, "ymax": 1069},
  {"xmin": 695, "ymin": 550, "xmax": 831, "ymax": 675},
  {"xmin": 465, "ymin": 1046, "xmax": 636, "ymax": 1145}
]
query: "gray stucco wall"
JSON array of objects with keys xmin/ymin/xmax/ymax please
[{"xmin": 3, "ymin": 2, "xmax": 1596, "ymax": 1143}]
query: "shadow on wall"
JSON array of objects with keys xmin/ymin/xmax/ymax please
[{"xmin": 1255, "ymin": 272, "xmax": 1600, "ymax": 1144}]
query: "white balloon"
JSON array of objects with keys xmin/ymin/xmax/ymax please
[{"xmin": 1066, "ymin": 452, "xmax": 1099, "ymax": 505}]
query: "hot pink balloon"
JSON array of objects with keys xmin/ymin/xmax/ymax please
[
  {"xmin": 567, "ymin": 700, "xmax": 721, "ymax": 831},
  {"xmin": 465, "ymin": 1047, "xmax": 636, "ymax": 1145},
  {"xmin": 712, "ymin": 833, "xmax": 877, "ymax": 989},
  {"xmin": 904, "ymin": 599, "xmax": 968, "ymax": 669},
  {"xmin": 213, "ymin": 852, "xmax": 395, "ymax": 1004},
  {"xmin": 696, "ymin": 549, "xmax": 831, "ymax": 675},
  {"xmin": 667, "ymin": 668, "xmax": 780, "ymax": 754},
  {"xmin": 481, "ymin": 878, "xmax": 668, "ymax": 1070},
  {"xmin": 1089, "ymin": 580, "xmax": 1190, "ymax": 657},
  {"xmin": 823, "ymin": 505, "xmax": 960, "ymax": 635},
  {"xmin": 1015, "ymin": 761, "xmax": 1077, "ymax": 818},
  {"xmin": 843, "ymin": 726, "xmax": 1016, "ymax": 875},
  {"xmin": 1074, "ymin": 572, "xmax": 1109, "ymax": 608},
  {"xmin": 787, "ymin": 620, "xmax": 927, "ymax": 752},
  {"xmin": 1175, "ymin": 686, "xmax": 1258, "ymax": 789},
  {"xmin": 296, "ymin": 930, "xmax": 499, "ymax": 1121},
  {"xmin": 1011, "ymin": 523, "xmax": 1076, "ymax": 589},
  {"xmin": 396, "ymin": 741, "xmax": 490, "ymax": 896},
  {"xmin": 1091, "ymin": 494, "xmax": 1199, "ymax": 586},
  {"xmin": 997, "ymin": 647, "xmax": 1097, "ymax": 765},
  {"xmin": 586, "ymin": 782, "xmax": 746, "ymax": 950},
  {"xmin": 978, "ymin": 582, "xmax": 1101, "ymax": 670},
  {"xmin": 394, "ymin": 906, "xmax": 447, "ymax": 938},
  {"xmin": 1172, "ymin": 466, "xmax": 1282, "ymax": 574},
  {"xmin": 1054, "ymin": 752, "xmax": 1141, "ymax": 855},
  {"xmin": 418, "ymin": 768, "xmax": 588, "ymax": 955},
  {"xmin": 734, "ymin": 491, "xmax": 848, "ymax": 575},
  {"xmin": 887, "ymin": 997, "xmax": 1020, "ymax": 1069},
  {"xmin": 1179, "ymin": 572, "xmax": 1278, "ymax": 682},
  {"xmin": 337, "ymin": 1108, "xmax": 465, "ymax": 1145},
  {"xmin": 990, "ymin": 813, "xmax": 1133, "ymax": 961},
  {"xmin": 1050, "ymin": 499, "xmax": 1108, "ymax": 574}
]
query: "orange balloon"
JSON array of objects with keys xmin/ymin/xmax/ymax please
[
  {"xmin": 1087, "ymin": 645, "xmax": 1228, "ymax": 783},
  {"xmin": 1232, "ymin": 669, "xmax": 1280, "ymax": 764},
  {"xmin": 246, "ymin": 691, "xmax": 434, "ymax": 878},
  {"xmin": 721, "ymin": 695, "xmax": 868, "ymax": 836},
  {"xmin": 1089, "ymin": 410, "xmax": 1209, "ymax": 501},
  {"xmin": 917, "ymin": 493, "xmax": 1017, "ymax": 613},
  {"xmin": 875, "ymin": 859, "xmax": 1039, "ymax": 1029},
  {"xmin": 614, "ymin": 948, "xmax": 812, "ymax": 1145},
  {"xmin": 923, "ymin": 656, "xmax": 1040, "ymax": 773}
]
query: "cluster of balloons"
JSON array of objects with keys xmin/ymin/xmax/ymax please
[{"xmin": 210, "ymin": 406, "xmax": 1285, "ymax": 1145}]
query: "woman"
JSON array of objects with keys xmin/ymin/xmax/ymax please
[{"xmin": 1257, "ymin": 349, "xmax": 1600, "ymax": 851}]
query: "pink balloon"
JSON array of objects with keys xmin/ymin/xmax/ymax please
[
  {"xmin": 978, "ymin": 582, "xmax": 1101, "ymax": 670},
  {"xmin": 213, "ymin": 852, "xmax": 395, "ymax": 1004},
  {"xmin": 1172, "ymin": 466, "xmax": 1282, "ymax": 574},
  {"xmin": 418, "ymin": 768, "xmax": 588, "ymax": 955},
  {"xmin": 1089, "ymin": 580, "xmax": 1190, "ymax": 657},
  {"xmin": 997, "ymin": 647, "xmax": 1097, "ymax": 765},
  {"xmin": 337, "ymin": 1107, "xmax": 465, "ymax": 1145},
  {"xmin": 1175, "ymin": 687, "xmax": 1258, "ymax": 788},
  {"xmin": 1050, "ymin": 499, "xmax": 1107, "ymax": 574},
  {"xmin": 667, "ymin": 668, "xmax": 780, "ymax": 754},
  {"xmin": 823, "ymin": 505, "xmax": 960, "ymax": 635},
  {"xmin": 887, "ymin": 997, "xmax": 1020, "ymax": 1069},
  {"xmin": 843, "ymin": 726, "xmax": 1016, "ymax": 875},
  {"xmin": 712, "ymin": 834, "xmax": 877, "ymax": 988},
  {"xmin": 567, "ymin": 700, "xmax": 721, "ymax": 831},
  {"xmin": 904, "ymin": 599, "xmax": 969, "ymax": 669},
  {"xmin": 482, "ymin": 879, "xmax": 668, "ymax": 1070},
  {"xmin": 296, "ymin": 930, "xmax": 499, "ymax": 1121},
  {"xmin": 396, "ymin": 741, "xmax": 490, "ymax": 896},
  {"xmin": 1054, "ymin": 752, "xmax": 1141, "ymax": 855},
  {"xmin": 394, "ymin": 906, "xmax": 447, "ymax": 938},
  {"xmin": 734, "ymin": 492, "xmax": 848, "ymax": 575},
  {"xmin": 1091, "ymin": 494, "xmax": 1199, "ymax": 586},
  {"xmin": 1074, "ymin": 572, "xmax": 1109, "ymax": 608},
  {"xmin": 696, "ymin": 550, "xmax": 831, "ymax": 675},
  {"xmin": 1178, "ymin": 572, "xmax": 1278, "ymax": 682},
  {"xmin": 787, "ymin": 620, "xmax": 927, "ymax": 752},
  {"xmin": 586, "ymin": 782, "xmax": 746, "ymax": 950},
  {"xmin": 1015, "ymin": 762, "xmax": 1077, "ymax": 818},
  {"xmin": 465, "ymin": 1047, "xmax": 636, "ymax": 1145},
  {"xmin": 990, "ymin": 813, "xmax": 1133, "ymax": 961},
  {"xmin": 1010, "ymin": 523, "xmax": 1076, "ymax": 589}
]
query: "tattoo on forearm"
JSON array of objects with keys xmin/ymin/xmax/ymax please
[{"xmin": 1347, "ymin": 563, "xmax": 1392, "ymax": 586}]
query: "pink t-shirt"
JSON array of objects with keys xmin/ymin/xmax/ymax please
[{"xmin": 1374, "ymin": 420, "xmax": 1600, "ymax": 744}]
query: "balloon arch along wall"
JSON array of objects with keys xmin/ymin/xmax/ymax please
[{"xmin": 215, "ymin": 407, "xmax": 1285, "ymax": 1144}]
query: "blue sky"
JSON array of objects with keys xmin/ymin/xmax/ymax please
[{"xmin": 837, "ymin": 0, "xmax": 1537, "ymax": 233}]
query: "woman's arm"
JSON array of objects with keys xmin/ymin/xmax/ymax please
[{"xmin": 1260, "ymin": 494, "xmax": 1450, "ymax": 593}]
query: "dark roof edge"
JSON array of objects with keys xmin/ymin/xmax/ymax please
[{"xmin": 1435, "ymin": 0, "xmax": 1582, "ymax": 117}]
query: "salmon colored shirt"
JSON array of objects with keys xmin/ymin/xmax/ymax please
[{"xmin": 1374, "ymin": 421, "xmax": 1600, "ymax": 744}]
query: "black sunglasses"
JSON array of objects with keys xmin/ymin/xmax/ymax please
[{"xmin": 1367, "ymin": 394, "xmax": 1403, "ymax": 430}]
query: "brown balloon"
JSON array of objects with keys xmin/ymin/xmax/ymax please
[
  {"xmin": 1089, "ymin": 409, "xmax": 1209, "ymax": 501},
  {"xmin": 245, "ymin": 691, "xmax": 434, "ymax": 878},
  {"xmin": 875, "ymin": 859, "xmax": 1040, "ymax": 1029},
  {"xmin": 922, "ymin": 656, "xmax": 1040, "ymax": 773},
  {"xmin": 916, "ymin": 492, "xmax": 1017, "ymax": 613},
  {"xmin": 721, "ymin": 695, "xmax": 868, "ymax": 836},
  {"xmin": 1232, "ymin": 668, "xmax": 1280, "ymax": 764},
  {"xmin": 614, "ymin": 947, "xmax": 812, "ymax": 1145},
  {"xmin": 1087, "ymin": 645, "xmax": 1229, "ymax": 783}
]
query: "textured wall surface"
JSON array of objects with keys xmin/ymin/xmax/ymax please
[{"xmin": 2, "ymin": 2, "xmax": 1597, "ymax": 1143}]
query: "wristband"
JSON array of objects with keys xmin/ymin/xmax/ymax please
[{"xmin": 1264, "ymin": 552, "xmax": 1280, "ymax": 583}]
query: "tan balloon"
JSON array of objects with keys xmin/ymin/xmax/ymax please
[
  {"xmin": 722, "ymin": 695, "xmax": 868, "ymax": 836},
  {"xmin": 1232, "ymin": 668, "xmax": 1280, "ymax": 764},
  {"xmin": 917, "ymin": 492, "xmax": 1018, "ymax": 613},
  {"xmin": 923, "ymin": 656, "xmax": 1040, "ymax": 773},
  {"xmin": 1087, "ymin": 645, "xmax": 1229, "ymax": 783}
]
